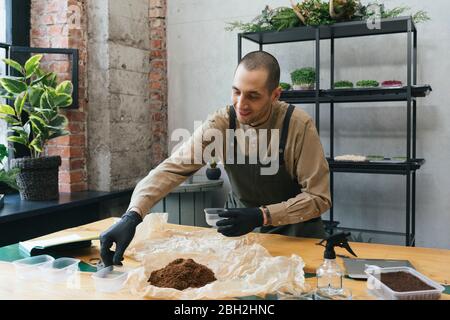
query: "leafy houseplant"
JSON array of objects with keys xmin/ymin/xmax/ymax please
[
  {"xmin": 0, "ymin": 143, "xmax": 19, "ymax": 194},
  {"xmin": 226, "ymin": 1, "xmax": 429, "ymax": 33},
  {"xmin": 291, "ymin": 68, "xmax": 316, "ymax": 90},
  {"xmin": 334, "ymin": 80, "xmax": 354, "ymax": 89},
  {"xmin": 356, "ymin": 80, "xmax": 379, "ymax": 88},
  {"xmin": 206, "ymin": 158, "xmax": 221, "ymax": 181},
  {"xmin": 0, "ymin": 54, "xmax": 73, "ymax": 200}
]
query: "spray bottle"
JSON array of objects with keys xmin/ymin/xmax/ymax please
[{"xmin": 315, "ymin": 232, "xmax": 357, "ymax": 298}]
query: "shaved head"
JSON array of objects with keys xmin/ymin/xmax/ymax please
[{"xmin": 237, "ymin": 51, "xmax": 280, "ymax": 93}]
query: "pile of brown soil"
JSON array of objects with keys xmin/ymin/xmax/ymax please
[
  {"xmin": 380, "ymin": 272, "xmax": 434, "ymax": 292},
  {"xmin": 148, "ymin": 258, "xmax": 216, "ymax": 290}
]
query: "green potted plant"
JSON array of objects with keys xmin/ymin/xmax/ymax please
[
  {"xmin": 280, "ymin": 82, "xmax": 292, "ymax": 91},
  {"xmin": 0, "ymin": 143, "xmax": 19, "ymax": 195},
  {"xmin": 334, "ymin": 80, "xmax": 354, "ymax": 89},
  {"xmin": 356, "ymin": 80, "xmax": 379, "ymax": 88},
  {"xmin": 0, "ymin": 54, "xmax": 72, "ymax": 200},
  {"xmin": 206, "ymin": 158, "xmax": 221, "ymax": 180},
  {"xmin": 291, "ymin": 67, "xmax": 316, "ymax": 90}
]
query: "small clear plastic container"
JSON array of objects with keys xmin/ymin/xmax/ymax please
[
  {"xmin": 92, "ymin": 266, "xmax": 129, "ymax": 293},
  {"xmin": 12, "ymin": 255, "xmax": 55, "ymax": 280},
  {"xmin": 204, "ymin": 208, "xmax": 226, "ymax": 227},
  {"xmin": 39, "ymin": 257, "xmax": 80, "ymax": 283},
  {"xmin": 365, "ymin": 266, "xmax": 445, "ymax": 300}
]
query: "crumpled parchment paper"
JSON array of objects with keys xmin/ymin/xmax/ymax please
[{"xmin": 125, "ymin": 213, "xmax": 306, "ymax": 299}]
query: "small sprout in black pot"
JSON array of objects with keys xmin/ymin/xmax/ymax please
[{"xmin": 206, "ymin": 158, "xmax": 221, "ymax": 180}]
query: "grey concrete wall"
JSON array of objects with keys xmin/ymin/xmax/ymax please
[
  {"xmin": 167, "ymin": 0, "xmax": 450, "ymax": 248},
  {"xmin": 87, "ymin": 0, "xmax": 152, "ymax": 192}
]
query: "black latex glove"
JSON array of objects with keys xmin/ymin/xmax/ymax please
[
  {"xmin": 100, "ymin": 210, "xmax": 142, "ymax": 267},
  {"xmin": 216, "ymin": 208, "xmax": 264, "ymax": 237}
]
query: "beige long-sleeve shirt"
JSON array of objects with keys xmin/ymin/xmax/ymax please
[{"xmin": 127, "ymin": 100, "xmax": 331, "ymax": 226}]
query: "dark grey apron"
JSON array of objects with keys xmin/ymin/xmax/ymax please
[{"xmin": 223, "ymin": 105, "xmax": 326, "ymax": 238}]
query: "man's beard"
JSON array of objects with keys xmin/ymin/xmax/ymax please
[{"xmin": 235, "ymin": 101, "xmax": 272, "ymax": 126}]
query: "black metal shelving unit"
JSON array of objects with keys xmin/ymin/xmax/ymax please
[{"xmin": 238, "ymin": 17, "xmax": 431, "ymax": 246}]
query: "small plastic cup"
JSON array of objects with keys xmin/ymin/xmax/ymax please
[
  {"xmin": 92, "ymin": 266, "xmax": 129, "ymax": 293},
  {"xmin": 39, "ymin": 257, "xmax": 80, "ymax": 283},
  {"xmin": 12, "ymin": 255, "xmax": 55, "ymax": 280},
  {"xmin": 204, "ymin": 208, "xmax": 226, "ymax": 227}
]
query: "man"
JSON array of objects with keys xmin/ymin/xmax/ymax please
[{"xmin": 100, "ymin": 51, "xmax": 331, "ymax": 266}]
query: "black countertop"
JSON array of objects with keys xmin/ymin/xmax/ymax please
[{"xmin": 0, "ymin": 189, "xmax": 133, "ymax": 224}]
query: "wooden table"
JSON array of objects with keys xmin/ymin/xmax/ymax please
[{"xmin": 0, "ymin": 218, "xmax": 448, "ymax": 300}]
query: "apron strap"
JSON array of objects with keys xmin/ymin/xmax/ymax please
[
  {"xmin": 228, "ymin": 104, "xmax": 296, "ymax": 165},
  {"xmin": 279, "ymin": 104, "xmax": 295, "ymax": 165},
  {"xmin": 229, "ymin": 106, "xmax": 237, "ymax": 130}
]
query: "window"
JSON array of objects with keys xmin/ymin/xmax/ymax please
[
  {"xmin": 0, "ymin": 0, "xmax": 5, "ymax": 43},
  {"xmin": 0, "ymin": 0, "xmax": 32, "ymax": 152},
  {"xmin": 0, "ymin": 0, "xmax": 6, "ymax": 77},
  {"xmin": 0, "ymin": 0, "xmax": 7, "ymax": 147}
]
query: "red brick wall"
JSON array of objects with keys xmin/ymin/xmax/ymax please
[
  {"xmin": 149, "ymin": 0, "xmax": 168, "ymax": 167},
  {"xmin": 30, "ymin": 0, "xmax": 169, "ymax": 192},
  {"xmin": 30, "ymin": 0, "xmax": 88, "ymax": 192}
]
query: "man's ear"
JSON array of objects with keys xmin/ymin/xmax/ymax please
[{"xmin": 271, "ymin": 86, "xmax": 282, "ymax": 102}]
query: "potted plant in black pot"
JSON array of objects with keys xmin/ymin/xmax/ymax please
[
  {"xmin": 206, "ymin": 158, "xmax": 221, "ymax": 180},
  {"xmin": 0, "ymin": 54, "xmax": 73, "ymax": 200},
  {"xmin": 291, "ymin": 67, "xmax": 316, "ymax": 90}
]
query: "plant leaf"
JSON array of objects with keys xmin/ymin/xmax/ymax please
[
  {"xmin": 0, "ymin": 104, "xmax": 16, "ymax": 116},
  {"xmin": 0, "ymin": 169, "xmax": 19, "ymax": 190},
  {"xmin": 28, "ymin": 87, "xmax": 45, "ymax": 108},
  {"xmin": 0, "ymin": 143, "xmax": 8, "ymax": 162},
  {"xmin": 1, "ymin": 58, "xmax": 25, "ymax": 75},
  {"xmin": 24, "ymin": 54, "xmax": 43, "ymax": 78},
  {"xmin": 56, "ymin": 80, "xmax": 73, "ymax": 96},
  {"xmin": 14, "ymin": 92, "xmax": 28, "ymax": 116},
  {"xmin": 29, "ymin": 115, "xmax": 47, "ymax": 134},
  {"xmin": 48, "ymin": 129, "xmax": 70, "ymax": 140},
  {"xmin": 0, "ymin": 94, "xmax": 15, "ymax": 100},
  {"xmin": 54, "ymin": 93, "xmax": 72, "ymax": 107},
  {"xmin": 46, "ymin": 88, "xmax": 58, "ymax": 108},
  {"xmin": 29, "ymin": 134, "xmax": 43, "ymax": 153},
  {"xmin": 7, "ymin": 135, "xmax": 28, "ymax": 146},
  {"xmin": 30, "ymin": 120, "xmax": 44, "ymax": 135},
  {"xmin": 49, "ymin": 114, "xmax": 68, "ymax": 128},
  {"xmin": 34, "ymin": 107, "xmax": 55, "ymax": 120},
  {"xmin": 23, "ymin": 122, "xmax": 31, "ymax": 138},
  {"xmin": 9, "ymin": 126, "xmax": 28, "ymax": 141},
  {"xmin": 44, "ymin": 73, "xmax": 58, "ymax": 88},
  {"xmin": 0, "ymin": 78, "xmax": 27, "ymax": 95},
  {"xmin": 0, "ymin": 115, "xmax": 21, "ymax": 126},
  {"xmin": 31, "ymin": 72, "xmax": 51, "ymax": 86},
  {"xmin": 40, "ymin": 91, "xmax": 52, "ymax": 110}
]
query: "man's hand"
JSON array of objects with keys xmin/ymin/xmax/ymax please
[
  {"xmin": 100, "ymin": 210, "xmax": 142, "ymax": 267},
  {"xmin": 216, "ymin": 208, "xmax": 264, "ymax": 237}
]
